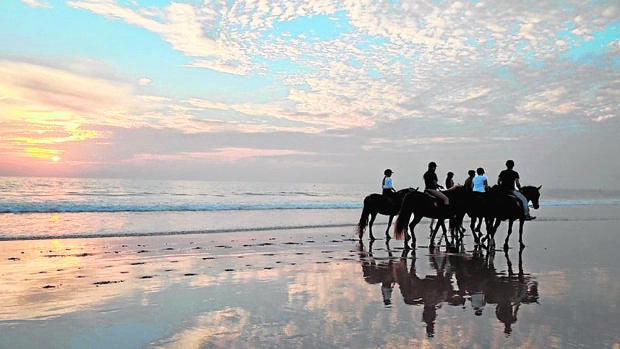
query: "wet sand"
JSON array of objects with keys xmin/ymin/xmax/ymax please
[{"xmin": 1, "ymin": 205, "xmax": 619, "ymax": 348}]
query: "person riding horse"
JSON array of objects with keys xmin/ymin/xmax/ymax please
[
  {"xmin": 423, "ymin": 162, "xmax": 449, "ymax": 206},
  {"xmin": 382, "ymin": 168, "xmax": 396, "ymax": 197},
  {"xmin": 497, "ymin": 160, "xmax": 535, "ymax": 221}
]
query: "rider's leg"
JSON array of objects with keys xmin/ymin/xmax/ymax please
[
  {"xmin": 428, "ymin": 189, "xmax": 449, "ymax": 205},
  {"xmin": 512, "ymin": 190, "xmax": 530, "ymax": 216}
]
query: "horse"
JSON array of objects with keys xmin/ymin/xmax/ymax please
[
  {"xmin": 485, "ymin": 185, "xmax": 542, "ymax": 250},
  {"xmin": 356, "ymin": 187, "xmax": 417, "ymax": 241},
  {"xmin": 457, "ymin": 191, "xmax": 494, "ymax": 245},
  {"xmin": 394, "ymin": 186, "xmax": 469, "ymax": 249}
]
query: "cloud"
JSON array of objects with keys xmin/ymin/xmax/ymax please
[
  {"xmin": 20, "ymin": 0, "xmax": 51, "ymax": 8},
  {"xmin": 592, "ymin": 114, "xmax": 616, "ymax": 122},
  {"xmin": 138, "ymin": 77, "xmax": 152, "ymax": 86},
  {"xmin": 62, "ymin": 1, "xmax": 619, "ymax": 133},
  {"xmin": 128, "ymin": 147, "xmax": 313, "ymax": 163}
]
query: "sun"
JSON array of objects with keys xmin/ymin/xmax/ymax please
[{"xmin": 52, "ymin": 156, "xmax": 60, "ymax": 162}]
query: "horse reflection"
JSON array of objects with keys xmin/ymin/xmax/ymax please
[
  {"xmin": 391, "ymin": 246, "xmax": 539, "ymax": 337},
  {"xmin": 357, "ymin": 240, "xmax": 398, "ymax": 306}
]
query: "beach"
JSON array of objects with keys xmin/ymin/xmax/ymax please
[{"xmin": 1, "ymin": 203, "xmax": 619, "ymax": 349}]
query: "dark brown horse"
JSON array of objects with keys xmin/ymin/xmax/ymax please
[
  {"xmin": 459, "ymin": 191, "xmax": 493, "ymax": 245},
  {"xmin": 394, "ymin": 186, "xmax": 469, "ymax": 249},
  {"xmin": 485, "ymin": 185, "xmax": 542, "ymax": 250},
  {"xmin": 356, "ymin": 187, "xmax": 417, "ymax": 241}
]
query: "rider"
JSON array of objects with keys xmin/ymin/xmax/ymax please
[
  {"xmin": 445, "ymin": 171, "xmax": 455, "ymax": 189},
  {"xmin": 382, "ymin": 169, "xmax": 396, "ymax": 196},
  {"xmin": 463, "ymin": 170, "xmax": 476, "ymax": 191},
  {"xmin": 424, "ymin": 162, "xmax": 449, "ymax": 206},
  {"xmin": 473, "ymin": 167, "xmax": 488, "ymax": 192},
  {"xmin": 498, "ymin": 160, "xmax": 535, "ymax": 220}
]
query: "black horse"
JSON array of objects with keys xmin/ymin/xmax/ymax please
[
  {"xmin": 485, "ymin": 185, "xmax": 542, "ymax": 250},
  {"xmin": 459, "ymin": 191, "xmax": 493, "ymax": 245},
  {"xmin": 394, "ymin": 186, "xmax": 469, "ymax": 249},
  {"xmin": 356, "ymin": 187, "xmax": 417, "ymax": 241}
]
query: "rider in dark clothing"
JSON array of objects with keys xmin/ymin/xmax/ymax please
[
  {"xmin": 424, "ymin": 162, "xmax": 449, "ymax": 205},
  {"xmin": 498, "ymin": 160, "xmax": 535, "ymax": 220},
  {"xmin": 463, "ymin": 170, "xmax": 475, "ymax": 191},
  {"xmin": 445, "ymin": 171, "xmax": 455, "ymax": 189}
]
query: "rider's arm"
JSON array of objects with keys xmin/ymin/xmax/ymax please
[{"xmin": 515, "ymin": 178, "xmax": 522, "ymax": 190}]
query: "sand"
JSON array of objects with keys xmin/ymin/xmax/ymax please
[{"xmin": 1, "ymin": 205, "xmax": 619, "ymax": 349}]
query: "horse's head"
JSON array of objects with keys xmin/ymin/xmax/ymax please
[{"xmin": 522, "ymin": 185, "xmax": 542, "ymax": 209}]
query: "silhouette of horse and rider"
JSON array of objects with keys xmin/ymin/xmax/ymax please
[
  {"xmin": 357, "ymin": 161, "xmax": 542, "ymax": 250},
  {"xmin": 356, "ymin": 242, "xmax": 539, "ymax": 337}
]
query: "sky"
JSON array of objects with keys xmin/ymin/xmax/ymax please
[{"xmin": 1, "ymin": 0, "xmax": 619, "ymax": 189}]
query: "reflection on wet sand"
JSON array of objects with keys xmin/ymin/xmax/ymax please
[{"xmin": 358, "ymin": 241, "xmax": 539, "ymax": 337}]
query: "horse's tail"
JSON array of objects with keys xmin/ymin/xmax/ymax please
[
  {"xmin": 355, "ymin": 198, "xmax": 371, "ymax": 237},
  {"xmin": 394, "ymin": 194, "xmax": 413, "ymax": 240}
]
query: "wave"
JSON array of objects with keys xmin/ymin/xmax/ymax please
[
  {"xmin": 0, "ymin": 202, "xmax": 362, "ymax": 214},
  {"xmin": 540, "ymin": 199, "xmax": 620, "ymax": 206},
  {"xmin": 1, "ymin": 198, "xmax": 619, "ymax": 214}
]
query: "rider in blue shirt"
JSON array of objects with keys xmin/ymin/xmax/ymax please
[{"xmin": 382, "ymin": 169, "xmax": 396, "ymax": 196}]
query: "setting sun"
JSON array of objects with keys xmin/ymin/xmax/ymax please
[{"xmin": 52, "ymin": 156, "xmax": 60, "ymax": 162}]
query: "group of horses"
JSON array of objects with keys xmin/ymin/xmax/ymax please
[{"xmin": 355, "ymin": 184, "xmax": 542, "ymax": 250}]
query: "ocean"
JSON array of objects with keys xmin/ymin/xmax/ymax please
[{"xmin": 1, "ymin": 176, "xmax": 619, "ymax": 240}]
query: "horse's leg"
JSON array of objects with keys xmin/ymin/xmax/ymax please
[
  {"xmin": 441, "ymin": 220, "xmax": 451, "ymax": 247},
  {"xmin": 455, "ymin": 216, "xmax": 464, "ymax": 246},
  {"xmin": 481, "ymin": 217, "xmax": 491, "ymax": 244},
  {"xmin": 368, "ymin": 213, "xmax": 377, "ymax": 241},
  {"xmin": 469, "ymin": 216, "xmax": 482, "ymax": 244},
  {"xmin": 518, "ymin": 218, "xmax": 525, "ymax": 248},
  {"xmin": 449, "ymin": 217, "xmax": 459, "ymax": 246},
  {"xmin": 504, "ymin": 219, "xmax": 514, "ymax": 250},
  {"xmin": 448, "ymin": 217, "xmax": 458, "ymax": 247},
  {"xmin": 385, "ymin": 215, "xmax": 393, "ymax": 240},
  {"xmin": 430, "ymin": 219, "xmax": 442, "ymax": 247},
  {"xmin": 490, "ymin": 218, "xmax": 502, "ymax": 249},
  {"xmin": 407, "ymin": 216, "xmax": 422, "ymax": 249},
  {"xmin": 476, "ymin": 216, "xmax": 484, "ymax": 243},
  {"xmin": 432, "ymin": 219, "xmax": 447, "ymax": 247}
]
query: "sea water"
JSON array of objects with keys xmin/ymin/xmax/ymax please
[{"xmin": 1, "ymin": 176, "xmax": 619, "ymax": 240}]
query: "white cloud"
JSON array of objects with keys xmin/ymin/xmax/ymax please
[
  {"xmin": 129, "ymin": 147, "xmax": 313, "ymax": 163},
  {"xmin": 138, "ymin": 77, "xmax": 152, "ymax": 86},
  {"xmin": 21, "ymin": 0, "xmax": 51, "ymax": 8}
]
